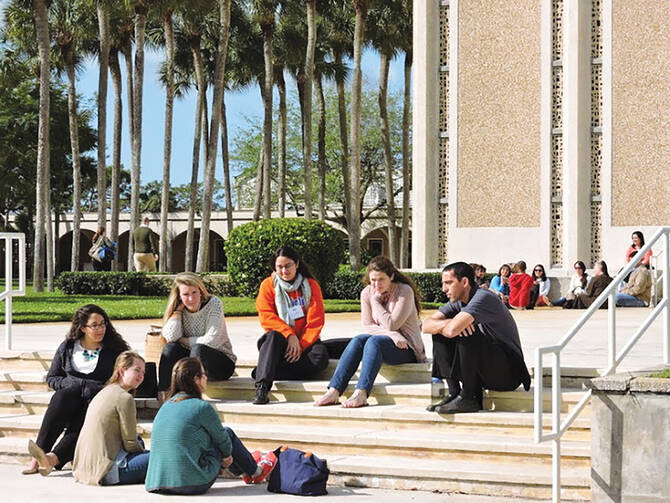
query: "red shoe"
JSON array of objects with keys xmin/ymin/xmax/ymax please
[
  {"xmin": 242, "ymin": 450, "xmax": 263, "ymax": 483},
  {"xmin": 250, "ymin": 451, "xmax": 277, "ymax": 484}
]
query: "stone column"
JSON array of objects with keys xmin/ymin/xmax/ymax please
[
  {"xmin": 561, "ymin": 0, "xmax": 592, "ymax": 266},
  {"xmin": 411, "ymin": 0, "xmax": 440, "ymax": 269}
]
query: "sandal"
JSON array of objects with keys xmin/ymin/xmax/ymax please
[{"xmin": 28, "ymin": 440, "xmax": 53, "ymax": 477}]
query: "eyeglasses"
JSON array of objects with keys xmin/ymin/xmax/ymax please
[
  {"xmin": 84, "ymin": 322, "xmax": 106, "ymax": 329},
  {"xmin": 276, "ymin": 262, "xmax": 296, "ymax": 270},
  {"xmin": 534, "ymin": 269, "xmax": 543, "ymax": 272}
]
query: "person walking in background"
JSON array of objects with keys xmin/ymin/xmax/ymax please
[
  {"xmin": 624, "ymin": 231, "xmax": 652, "ymax": 267},
  {"xmin": 73, "ymin": 351, "xmax": 150, "ymax": 486},
  {"xmin": 158, "ymin": 273, "xmax": 236, "ymax": 399},
  {"xmin": 252, "ymin": 246, "xmax": 329, "ymax": 405},
  {"xmin": 528, "ymin": 264, "xmax": 552, "ymax": 308},
  {"xmin": 554, "ymin": 261, "xmax": 589, "ymax": 307},
  {"xmin": 508, "ymin": 261, "xmax": 534, "ymax": 310},
  {"xmin": 571, "ymin": 260, "xmax": 612, "ymax": 309},
  {"xmin": 133, "ymin": 216, "xmax": 158, "ymax": 272},
  {"xmin": 616, "ymin": 251, "xmax": 652, "ymax": 307},
  {"xmin": 489, "ymin": 264, "xmax": 511, "ymax": 305},
  {"xmin": 89, "ymin": 227, "xmax": 116, "ymax": 272},
  {"xmin": 314, "ymin": 256, "xmax": 426, "ymax": 408}
]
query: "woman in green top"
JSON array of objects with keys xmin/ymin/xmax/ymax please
[{"xmin": 145, "ymin": 358, "xmax": 276, "ymax": 495}]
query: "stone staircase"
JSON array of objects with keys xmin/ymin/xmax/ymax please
[{"xmin": 0, "ymin": 351, "xmax": 594, "ymax": 500}]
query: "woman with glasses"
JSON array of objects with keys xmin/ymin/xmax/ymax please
[
  {"xmin": 251, "ymin": 246, "xmax": 329, "ymax": 405},
  {"xmin": 528, "ymin": 264, "xmax": 552, "ymax": 308},
  {"xmin": 23, "ymin": 304, "xmax": 129, "ymax": 476},
  {"xmin": 146, "ymin": 358, "xmax": 276, "ymax": 494},
  {"xmin": 554, "ymin": 261, "xmax": 589, "ymax": 307}
]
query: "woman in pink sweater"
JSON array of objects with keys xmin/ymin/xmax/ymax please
[{"xmin": 314, "ymin": 256, "xmax": 426, "ymax": 408}]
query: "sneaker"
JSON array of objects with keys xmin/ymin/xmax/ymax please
[
  {"xmin": 250, "ymin": 451, "xmax": 277, "ymax": 484},
  {"xmin": 435, "ymin": 395, "xmax": 481, "ymax": 414},
  {"xmin": 426, "ymin": 394, "xmax": 457, "ymax": 412},
  {"xmin": 242, "ymin": 450, "xmax": 263, "ymax": 483},
  {"xmin": 252, "ymin": 384, "xmax": 270, "ymax": 405}
]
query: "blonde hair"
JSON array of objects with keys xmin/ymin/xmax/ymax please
[
  {"xmin": 106, "ymin": 351, "xmax": 145, "ymax": 391},
  {"xmin": 163, "ymin": 272, "xmax": 212, "ymax": 323}
]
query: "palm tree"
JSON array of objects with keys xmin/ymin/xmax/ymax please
[
  {"xmin": 196, "ymin": 0, "xmax": 231, "ymax": 272},
  {"xmin": 96, "ymin": 0, "xmax": 110, "ymax": 231},
  {"xmin": 302, "ymin": 0, "xmax": 317, "ymax": 219},
  {"xmin": 398, "ymin": 0, "xmax": 411, "ymax": 268}
]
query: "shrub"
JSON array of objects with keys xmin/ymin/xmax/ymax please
[
  {"xmin": 56, "ymin": 272, "xmax": 172, "ymax": 296},
  {"xmin": 225, "ymin": 218, "xmax": 346, "ymax": 296},
  {"xmin": 324, "ymin": 265, "xmax": 365, "ymax": 300},
  {"xmin": 202, "ymin": 275, "xmax": 239, "ymax": 297},
  {"xmin": 406, "ymin": 272, "xmax": 448, "ymax": 303}
]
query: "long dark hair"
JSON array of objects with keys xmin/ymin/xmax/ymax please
[
  {"xmin": 66, "ymin": 304, "xmax": 129, "ymax": 352},
  {"xmin": 169, "ymin": 357, "xmax": 205, "ymax": 400},
  {"xmin": 366, "ymin": 256, "xmax": 421, "ymax": 315},
  {"xmin": 574, "ymin": 261, "xmax": 588, "ymax": 288},
  {"xmin": 632, "ymin": 231, "xmax": 645, "ymax": 247},
  {"xmin": 498, "ymin": 264, "xmax": 511, "ymax": 277},
  {"xmin": 533, "ymin": 264, "xmax": 547, "ymax": 282},
  {"xmin": 596, "ymin": 260, "xmax": 610, "ymax": 277},
  {"xmin": 272, "ymin": 246, "xmax": 314, "ymax": 279}
]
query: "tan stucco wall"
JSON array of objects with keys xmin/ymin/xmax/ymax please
[
  {"xmin": 611, "ymin": 0, "xmax": 670, "ymax": 226},
  {"xmin": 457, "ymin": 0, "xmax": 542, "ymax": 227}
]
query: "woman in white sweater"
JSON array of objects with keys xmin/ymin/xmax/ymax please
[{"xmin": 158, "ymin": 273, "xmax": 236, "ymax": 395}]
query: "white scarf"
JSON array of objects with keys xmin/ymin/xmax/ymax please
[{"xmin": 273, "ymin": 273, "xmax": 311, "ymax": 327}]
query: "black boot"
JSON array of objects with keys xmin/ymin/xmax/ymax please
[{"xmin": 252, "ymin": 382, "xmax": 270, "ymax": 405}]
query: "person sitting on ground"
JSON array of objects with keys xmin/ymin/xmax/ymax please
[
  {"xmin": 89, "ymin": 227, "xmax": 116, "ymax": 272},
  {"xmin": 489, "ymin": 264, "xmax": 511, "ymax": 305},
  {"xmin": 624, "ymin": 231, "xmax": 652, "ymax": 268},
  {"xmin": 158, "ymin": 272, "xmax": 236, "ymax": 399},
  {"xmin": 615, "ymin": 251, "xmax": 652, "ymax": 307},
  {"xmin": 314, "ymin": 256, "xmax": 426, "ymax": 408},
  {"xmin": 570, "ymin": 260, "xmax": 612, "ymax": 309},
  {"xmin": 508, "ymin": 261, "xmax": 534, "ymax": 310},
  {"xmin": 473, "ymin": 264, "xmax": 489, "ymax": 289},
  {"xmin": 23, "ymin": 305, "xmax": 129, "ymax": 476},
  {"xmin": 554, "ymin": 261, "xmax": 589, "ymax": 307},
  {"xmin": 424, "ymin": 262, "xmax": 531, "ymax": 414},
  {"xmin": 252, "ymin": 246, "xmax": 329, "ymax": 405},
  {"xmin": 145, "ymin": 358, "xmax": 276, "ymax": 495},
  {"xmin": 73, "ymin": 351, "xmax": 150, "ymax": 485},
  {"xmin": 528, "ymin": 264, "xmax": 552, "ymax": 308}
]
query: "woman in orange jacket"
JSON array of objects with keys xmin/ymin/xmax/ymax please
[{"xmin": 252, "ymin": 246, "xmax": 329, "ymax": 404}]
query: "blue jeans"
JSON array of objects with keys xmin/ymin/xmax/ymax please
[
  {"xmin": 615, "ymin": 293, "xmax": 646, "ymax": 307},
  {"xmin": 117, "ymin": 451, "xmax": 150, "ymax": 484},
  {"xmin": 328, "ymin": 334, "xmax": 416, "ymax": 396},
  {"xmin": 223, "ymin": 427, "xmax": 257, "ymax": 477}
]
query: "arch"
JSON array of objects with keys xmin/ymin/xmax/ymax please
[
  {"xmin": 361, "ymin": 226, "xmax": 412, "ymax": 267},
  {"xmin": 171, "ymin": 229, "xmax": 226, "ymax": 272},
  {"xmin": 57, "ymin": 229, "xmax": 96, "ymax": 272}
]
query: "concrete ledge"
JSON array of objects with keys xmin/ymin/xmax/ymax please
[{"xmin": 589, "ymin": 366, "xmax": 670, "ymax": 394}]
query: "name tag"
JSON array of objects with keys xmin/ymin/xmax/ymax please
[{"xmin": 289, "ymin": 305, "xmax": 305, "ymax": 319}]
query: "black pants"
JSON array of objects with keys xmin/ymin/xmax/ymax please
[
  {"xmin": 36, "ymin": 387, "xmax": 88, "ymax": 469},
  {"xmin": 527, "ymin": 284, "xmax": 540, "ymax": 309},
  {"xmin": 158, "ymin": 342, "xmax": 236, "ymax": 391},
  {"xmin": 92, "ymin": 260, "xmax": 111, "ymax": 271},
  {"xmin": 253, "ymin": 331, "xmax": 329, "ymax": 387},
  {"xmin": 431, "ymin": 330, "xmax": 523, "ymax": 400}
]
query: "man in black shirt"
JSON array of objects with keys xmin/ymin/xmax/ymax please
[{"xmin": 423, "ymin": 262, "xmax": 531, "ymax": 413}]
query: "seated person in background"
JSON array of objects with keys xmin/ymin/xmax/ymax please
[
  {"xmin": 489, "ymin": 264, "xmax": 511, "ymax": 305},
  {"xmin": 473, "ymin": 264, "xmax": 489, "ymax": 289},
  {"xmin": 615, "ymin": 251, "xmax": 652, "ymax": 307},
  {"xmin": 624, "ymin": 231, "xmax": 652, "ymax": 268},
  {"xmin": 528, "ymin": 264, "xmax": 552, "ymax": 308},
  {"xmin": 159, "ymin": 273, "xmax": 236, "ymax": 399},
  {"xmin": 424, "ymin": 262, "xmax": 530, "ymax": 414},
  {"xmin": 571, "ymin": 260, "xmax": 612, "ymax": 309},
  {"xmin": 73, "ymin": 351, "xmax": 150, "ymax": 486},
  {"xmin": 554, "ymin": 261, "xmax": 589, "ymax": 307},
  {"xmin": 508, "ymin": 261, "xmax": 534, "ymax": 310},
  {"xmin": 314, "ymin": 256, "xmax": 426, "ymax": 408},
  {"xmin": 252, "ymin": 246, "xmax": 329, "ymax": 405},
  {"xmin": 146, "ymin": 358, "xmax": 276, "ymax": 495}
]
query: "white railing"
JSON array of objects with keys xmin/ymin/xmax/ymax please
[
  {"xmin": 534, "ymin": 226, "xmax": 670, "ymax": 503},
  {"xmin": 0, "ymin": 233, "xmax": 26, "ymax": 350}
]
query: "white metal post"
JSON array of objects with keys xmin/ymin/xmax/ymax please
[
  {"xmin": 4, "ymin": 236, "xmax": 12, "ymax": 350},
  {"xmin": 607, "ymin": 293, "xmax": 616, "ymax": 373},
  {"xmin": 664, "ymin": 230, "xmax": 670, "ymax": 364},
  {"xmin": 552, "ymin": 351, "xmax": 561, "ymax": 503}
]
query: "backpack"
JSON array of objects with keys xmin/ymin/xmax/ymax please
[{"xmin": 267, "ymin": 446, "xmax": 329, "ymax": 496}]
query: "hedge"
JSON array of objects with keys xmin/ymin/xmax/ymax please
[{"xmin": 225, "ymin": 218, "xmax": 346, "ymax": 296}]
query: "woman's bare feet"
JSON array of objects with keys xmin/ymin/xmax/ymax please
[
  {"xmin": 314, "ymin": 388, "xmax": 340, "ymax": 406},
  {"xmin": 342, "ymin": 390, "xmax": 368, "ymax": 408}
]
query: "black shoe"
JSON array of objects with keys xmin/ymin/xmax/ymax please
[
  {"xmin": 435, "ymin": 396, "xmax": 481, "ymax": 414},
  {"xmin": 252, "ymin": 384, "xmax": 270, "ymax": 405},
  {"xmin": 426, "ymin": 394, "xmax": 457, "ymax": 412}
]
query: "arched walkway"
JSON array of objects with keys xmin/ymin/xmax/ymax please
[
  {"xmin": 57, "ymin": 229, "xmax": 95, "ymax": 272},
  {"xmin": 171, "ymin": 229, "xmax": 226, "ymax": 272}
]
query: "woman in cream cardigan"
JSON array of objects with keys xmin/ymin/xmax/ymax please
[{"xmin": 72, "ymin": 351, "xmax": 149, "ymax": 485}]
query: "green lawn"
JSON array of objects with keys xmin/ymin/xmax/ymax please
[{"xmin": 650, "ymin": 368, "xmax": 670, "ymax": 379}]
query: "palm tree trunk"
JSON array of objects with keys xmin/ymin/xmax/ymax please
[
  {"xmin": 315, "ymin": 74, "xmax": 327, "ymax": 220},
  {"xmin": 109, "ymin": 48, "xmax": 123, "ymax": 271},
  {"xmin": 196, "ymin": 0, "xmax": 231, "ymax": 272},
  {"xmin": 160, "ymin": 12, "xmax": 175, "ymax": 272},
  {"xmin": 400, "ymin": 50, "xmax": 412, "ymax": 268},
  {"xmin": 349, "ymin": 0, "xmax": 367, "ymax": 270},
  {"xmin": 253, "ymin": 134, "xmax": 264, "ymax": 222},
  {"xmin": 45, "ymin": 192, "xmax": 54, "ymax": 291},
  {"xmin": 66, "ymin": 55, "xmax": 82, "ymax": 272},
  {"xmin": 379, "ymin": 52, "xmax": 397, "ymax": 263},
  {"xmin": 277, "ymin": 71, "xmax": 287, "ymax": 217},
  {"xmin": 185, "ymin": 89, "xmax": 204, "ymax": 272},
  {"xmin": 129, "ymin": 5, "xmax": 148, "ymax": 270},
  {"xmin": 220, "ymin": 96, "xmax": 234, "ymax": 234},
  {"xmin": 96, "ymin": 2, "xmax": 109, "ymax": 230},
  {"xmin": 123, "ymin": 43, "xmax": 134, "ymax": 140},
  {"xmin": 334, "ymin": 50, "xmax": 351, "ymax": 227},
  {"xmin": 31, "ymin": 0, "xmax": 50, "ymax": 292},
  {"xmin": 261, "ymin": 16, "xmax": 273, "ymax": 220},
  {"xmin": 302, "ymin": 0, "xmax": 317, "ymax": 219}
]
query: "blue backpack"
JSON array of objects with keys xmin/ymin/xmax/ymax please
[{"xmin": 267, "ymin": 446, "xmax": 329, "ymax": 496}]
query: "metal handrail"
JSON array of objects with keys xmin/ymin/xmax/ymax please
[
  {"xmin": 1, "ymin": 233, "xmax": 26, "ymax": 350},
  {"xmin": 534, "ymin": 226, "xmax": 670, "ymax": 502}
]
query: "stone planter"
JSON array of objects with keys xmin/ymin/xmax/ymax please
[{"xmin": 589, "ymin": 370, "xmax": 670, "ymax": 502}]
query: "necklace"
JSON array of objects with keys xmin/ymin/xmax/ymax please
[{"xmin": 81, "ymin": 347, "xmax": 101, "ymax": 361}]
